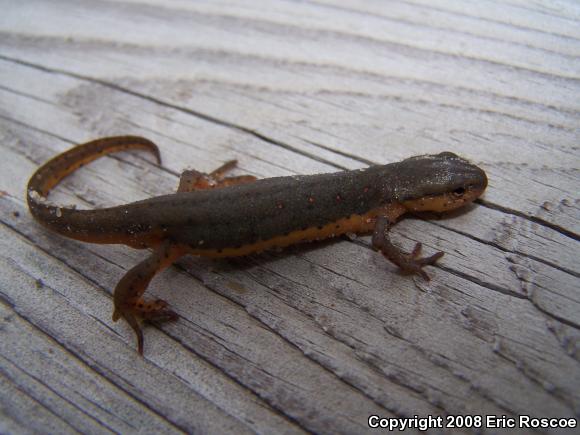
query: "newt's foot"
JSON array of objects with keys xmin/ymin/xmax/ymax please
[
  {"xmin": 398, "ymin": 242, "xmax": 444, "ymax": 281},
  {"xmin": 113, "ymin": 299, "xmax": 178, "ymax": 355},
  {"xmin": 178, "ymin": 160, "xmax": 257, "ymax": 192},
  {"xmin": 134, "ymin": 298, "xmax": 178, "ymax": 321},
  {"xmin": 112, "ymin": 241, "xmax": 185, "ymax": 355},
  {"xmin": 371, "ymin": 216, "xmax": 444, "ymax": 281}
]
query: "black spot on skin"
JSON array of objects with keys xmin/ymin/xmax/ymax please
[
  {"xmin": 317, "ymin": 225, "xmax": 323, "ymax": 230},
  {"xmin": 217, "ymin": 249, "xmax": 223, "ymax": 253},
  {"xmin": 13, "ymin": 211, "xmax": 20, "ymax": 218},
  {"xmin": 335, "ymin": 224, "xmax": 340, "ymax": 229}
]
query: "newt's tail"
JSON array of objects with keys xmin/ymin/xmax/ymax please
[{"xmin": 27, "ymin": 136, "xmax": 161, "ymax": 244}]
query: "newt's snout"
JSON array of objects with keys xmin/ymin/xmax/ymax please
[{"xmin": 400, "ymin": 152, "xmax": 487, "ymax": 212}]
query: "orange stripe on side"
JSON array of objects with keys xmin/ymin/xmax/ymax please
[{"xmin": 184, "ymin": 203, "xmax": 407, "ymax": 258}]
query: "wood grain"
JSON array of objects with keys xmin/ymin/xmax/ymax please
[{"xmin": 0, "ymin": 0, "xmax": 578, "ymax": 433}]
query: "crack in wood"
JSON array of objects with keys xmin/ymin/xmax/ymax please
[
  {"xmin": 166, "ymin": 329, "xmax": 317, "ymax": 435},
  {"xmin": 438, "ymin": 261, "xmax": 580, "ymax": 333},
  {"xmin": 0, "ymin": 298, "xmax": 190, "ymax": 434},
  {"xmin": 180, "ymin": 263, "xmax": 426, "ymax": 418},
  {"xmin": 1, "ymin": 259, "xmax": 281, "ymax": 434},
  {"xmin": 303, "ymin": 0, "xmax": 579, "ymax": 58},
  {"xmin": 477, "ymin": 198, "xmax": 579, "ymax": 241},
  {"xmin": 0, "ymin": 54, "xmax": 344, "ymax": 171},
  {"xmin": 197, "ymin": 261, "xmax": 499, "ymax": 416},
  {"xmin": 429, "ymin": 218, "xmax": 579, "ymax": 278},
  {"xmin": 0, "ymin": 364, "xmax": 81, "ymax": 434},
  {"xmin": 2, "ymin": 355, "xmax": 119, "ymax": 434},
  {"xmin": 492, "ymin": 339, "xmax": 576, "ymax": 411}
]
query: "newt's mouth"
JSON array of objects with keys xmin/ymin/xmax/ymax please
[{"xmin": 401, "ymin": 183, "xmax": 486, "ymax": 213}]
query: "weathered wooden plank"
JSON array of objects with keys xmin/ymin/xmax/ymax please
[
  {"xmin": 1, "ymin": 122, "xmax": 312, "ymax": 435},
  {"xmin": 0, "ymin": 0, "xmax": 578, "ymax": 433},
  {"xmin": 1, "ymin": 59, "xmax": 577, "ymax": 330},
  {"xmin": 1, "ymin": 118, "xmax": 578, "ymax": 430},
  {"xmin": 2, "ymin": 51, "xmax": 576, "ymax": 406},
  {"xmin": 0, "ymin": 199, "xmax": 307, "ymax": 435},
  {"xmin": 1, "ymin": 47, "xmax": 577, "ymax": 234},
  {"xmin": 0, "ymin": 302, "xmax": 185, "ymax": 435}
]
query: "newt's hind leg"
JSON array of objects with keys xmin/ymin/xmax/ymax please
[
  {"xmin": 372, "ymin": 216, "xmax": 444, "ymax": 281},
  {"xmin": 178, "ymin": 159, "xmax": 257, "ymax": 192},
  {"xmin": 112, "ymin": 241, "xmax": 185, "ymax": 354}
]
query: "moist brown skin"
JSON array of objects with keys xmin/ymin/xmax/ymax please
[{"xmin": 27, "ymin": 136, "xmax": 488, "ymax": 354}]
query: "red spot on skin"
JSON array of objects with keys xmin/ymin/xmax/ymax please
[
  {"xmin": 276, "ymin": 202, "xmax": 284, "ymax": 209},
  {"xmin": 364, "ymin": 186, "xmax": 370, "ymax": 193},
  {"xmin": 308, "ymin": 197, "xmax": 315, "ymax": 203},
  {"xmin": 336, "ymin": 194, "xmax": 342, "ymax": 202}
]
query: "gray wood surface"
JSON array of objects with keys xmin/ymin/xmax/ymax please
[{"xmin": 1, "ymin": 1, "xmax": 579, "ymax": 434}]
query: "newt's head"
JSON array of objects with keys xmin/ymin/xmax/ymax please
[{"xmin": 395, "ymin": 152, "xmax": 487, "ymax": 212}]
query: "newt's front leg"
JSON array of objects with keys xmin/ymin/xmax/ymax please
[
  {"xmin": 112, "ymin": 241, "xmax": 185, "ymax": 354},
  {"xmin": 372, "ymin": 216, "xmax": 444, "ymax": 281}
]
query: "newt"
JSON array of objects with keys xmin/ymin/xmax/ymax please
[{"xmin": 27, "ymin": 136, "xmax": 487, "ymax": 354}]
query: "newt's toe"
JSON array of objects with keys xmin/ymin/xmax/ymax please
[
  {"xmin": 140, "ymin": 299, "xmax": 178, "ymax": 322},
  {"xmin": 115, "ymin": 308, "xmax": 144, "ymax": 355},
  {"xmin": 401, "ymin": 250, "xmax": 444, "ymax": 281}
]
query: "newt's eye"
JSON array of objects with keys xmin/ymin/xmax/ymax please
[{"xmin": 452, "ymin": 187, "xmax": 466, "ymax": 197}]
